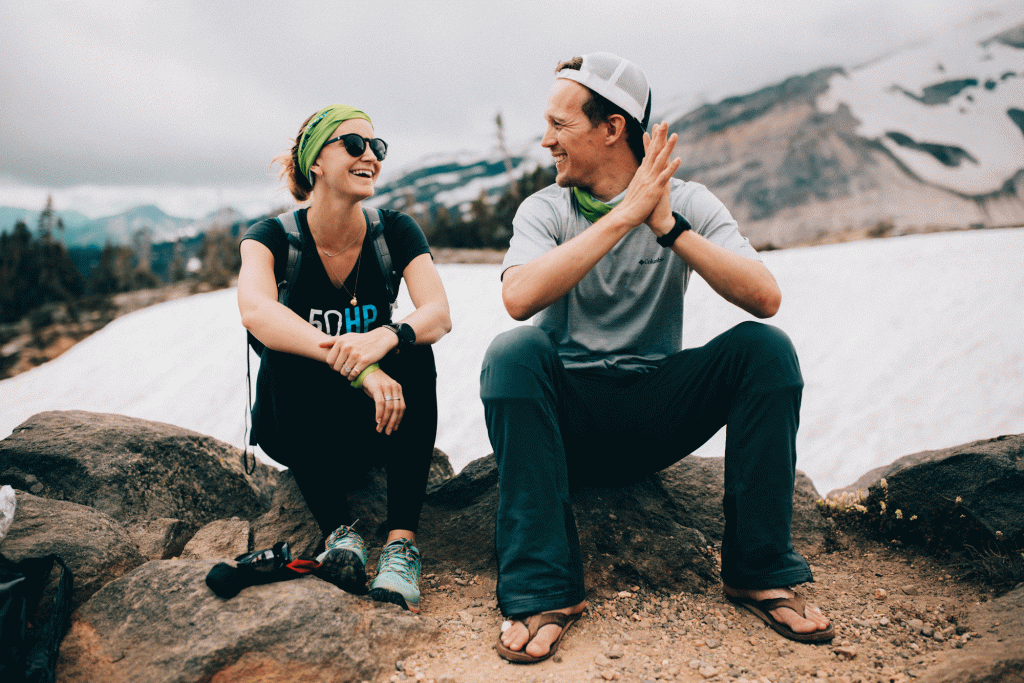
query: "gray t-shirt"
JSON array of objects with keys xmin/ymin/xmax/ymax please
[{"xmin": 502, "ymin": 178, "xmax": 761, "ymax": 373}]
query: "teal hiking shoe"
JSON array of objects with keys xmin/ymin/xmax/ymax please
[
  {"xmin": 315, "ymin": 522, "xmax": 368, "ymax": 594},
  {"xmin": 369, "ymin": 538, "xmax": 422, "ymax": 613}
]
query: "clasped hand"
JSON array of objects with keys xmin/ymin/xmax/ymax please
[
  {"xmin": 319, "ymin": 329, "xmax": 404, "ymax": 435},
  {"xmin": 614, "ymin": 122, "xmax": 682, "ymax": 233}
]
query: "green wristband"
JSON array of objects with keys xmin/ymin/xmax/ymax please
[{"xmin": 350, "ymin": 363, "xmax": 380, "ymax": 389}]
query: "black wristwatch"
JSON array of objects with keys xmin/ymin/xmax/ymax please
[
  {"xmin": 656, "ymin": 211, "xmax": 691, "ymax": 248},
  {"xmin": 383, "ymin": 322, "xmax": 416, "ymax": 352}
]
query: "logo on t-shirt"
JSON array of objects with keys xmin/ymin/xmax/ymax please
[
  {"xmin": 638, "ymin": 257, "xmax": 664, "ymax": 265},
  {"xmin": 307, "ymin": 305, "xmax": 379, "ymax": 335}
]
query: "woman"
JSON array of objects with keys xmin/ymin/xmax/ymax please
[{"xmin": 238, "ymin": 104, "xmax": 451, "ymax": 613}]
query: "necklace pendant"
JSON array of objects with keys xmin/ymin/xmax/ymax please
[{"xmin": 350, "ymin": 296, "xmax": 358, "ymax": 306}]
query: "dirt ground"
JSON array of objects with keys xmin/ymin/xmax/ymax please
[{"xmin": 378, "ymin": 534, "xmax": 1014, "ymax": 683}]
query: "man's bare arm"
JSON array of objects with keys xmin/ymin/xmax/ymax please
[
  {"xmin": 668, "ymin": 231, "xmax": 781, "ymax": 318},
  {"xmin": 644, "ymin": 186, "xmax": 781, "ymax": 319}
]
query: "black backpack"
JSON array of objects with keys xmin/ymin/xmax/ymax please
[
  {"xmin": 246, "ymin": 207, "xmax": 400, "ymax": 357},
  {"xmin": 0, "ymin": 554, "xmax": 73, "ymax": 683}
]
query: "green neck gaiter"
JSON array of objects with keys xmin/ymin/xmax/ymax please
[{"xmin": 572, "ymin": 187, "xmax": 621, "ymax": 223}]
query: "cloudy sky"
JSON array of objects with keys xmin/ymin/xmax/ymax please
[{"xmin": 0, "ymin": 0, "xmax": 1011, "ymax": 219}]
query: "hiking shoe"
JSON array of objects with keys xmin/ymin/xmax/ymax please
[
  {"xmin": 369, "ymin": 538, "xmax": 422, "ymax": 613},
  {"xmin": 315, "ymin": 523, "xmax": 368, "ymax": 594}
]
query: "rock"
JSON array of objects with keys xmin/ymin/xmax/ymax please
[
  {"xmin": 251, "ymin": 469, "xmax": 323, "ymax": 559},
  {"xmin": 595, "ymin": 653, "xmax": 612, "ymax": 666},
  {"xmin": 876, "ymin": 588, "xmax": 888, "ymax": 600},
  {"xmin": 0, "ymin": 490, "xmax": 145, "ymax": 614},
  {"xmin": 833, "ymin": 645, "xmax": 858, "ymax": 659},
  {"xmin": 425, "ymin": 448, "xmax": 456, "ymax": 494},
  {"xmin": 411, "ymin": 452, "xmax": 827, "ymax": 594},
  {"xmin": 180, "ymin": 518, "xmax": 251, "ymax": 560},
  {"xmin": 57, "ymin": 559, "xmax": 437, "ymax": 683},
  {"xmin": 248, "ymin": 450, "xmax": 822, "ymax": 594},
  {"xmin": 903, "ymin": 585, "xmax": 920, "ymax": 596},
  {"xmin": 919, "ymin": 585, "xmax": 1024, "ymax": 683},
  {"xmin": 699, "ymin": 664, "xmax": 719, "ymax": 679},
  {"xmin": 417, "ymin": 456, "xmax": 501, "ymax": 574},
  {"xmin": 125, "ymin": 518, "xmax": 191, "ymax": 561},
  {"xmin": 572, "ymin": 482, "xmax": 719, "ymax": 593},
  {"xmin": 655, "ymin": 456, "xmax": 830, "ymax": 555},
  {"xmin": 829, "ymin": 434, "xmax": 1024, "ymax": 547},
  {"xmin": 0, "ymin": 411, "xmax": 277, "ymax": 528},
  {"xmin": 251, "ymin": 449, "xmax": 456, "ymax": 559}
]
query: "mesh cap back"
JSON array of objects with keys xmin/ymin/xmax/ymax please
[{"xmin": 556, "ymin": 52, "xmax": 652, "ymax": 130}]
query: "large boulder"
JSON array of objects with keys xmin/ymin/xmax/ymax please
[
  {"xmin": 828, "ymin": 434, "xmax": 1024, "ymax": 548},
  {"xmin": 656, "ymin": 456, "xmax": 829, "ymax": 556},
  {"xmin": 415, "ymin": 454, "xmax": 825, "ymax": 594},
  {"xmin": 125, "ymin": 518, "xmax": 192, "ymax": 561},
  {"xmin": 0, "ymin": 411, "xmax": 278, "ymax": 529},
  {"xmin": 57, "ymin": 559, "xmax": 437, "ymax": 683},
  {"xmin": 0, "ymin": 490, "xmax": 145, "ymax": 614},
  {"xmin": 251, "ymin": 470, "xmax": 323, "ymax": 559},
  {"xmin": 180, "ymin": 518, "xmax": 251, "ymax": 561},
  {"xmin": 252, "ymin": 448, "xmax": 456, "ymax": 559}
]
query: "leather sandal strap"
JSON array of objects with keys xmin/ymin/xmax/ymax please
[
  {"xmin": 760, "ymin": 593, "xmax": 807, "ymax": 616},
  {"xmin": 525, "ymin": 612, "xmax": 570, "ymax": 639}
]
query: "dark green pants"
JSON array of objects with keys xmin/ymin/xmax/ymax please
[{"xmin": 480, "ymin": 322, "xmax": 812, "ymax": 617}]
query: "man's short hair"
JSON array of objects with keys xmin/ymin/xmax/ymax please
[{"xmin": 555, "ymin": 55, "xmax": 649, "ymax": 164}]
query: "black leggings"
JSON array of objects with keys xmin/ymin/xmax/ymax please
[{"xmin": 262, "ymin": 345, "xmax": 437, "ymax": 537}]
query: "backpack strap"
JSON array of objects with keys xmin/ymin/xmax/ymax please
[
  {"xmin": 243, "ymin": 210, "xmax": 302, "ymax": 472},
  {"xmin": 276, "ymin": 210, "xmax": 303, "ymax": 306},
  {"xmin": 365, "ymin": 208, "xmax": 400, "ymax": 310}
]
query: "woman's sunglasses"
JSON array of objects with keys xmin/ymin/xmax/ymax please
[{"xmin": 324, "ymin": 133, "xmax": 388, "ymax": 161}]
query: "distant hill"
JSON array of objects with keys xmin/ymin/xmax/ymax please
[
  {"xmin": 0, "ymin": 204, "xmax": 246, "ymax": 247},
  {"xmin": 0, "ymin": 206, "xmax": 91, "ymax": 235}
]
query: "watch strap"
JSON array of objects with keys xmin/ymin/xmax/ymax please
[{"xmin": 656, "ymin": 211, "xmax": 691, "ymax": 248}]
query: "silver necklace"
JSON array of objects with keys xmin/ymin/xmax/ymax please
[{"xmin": 316, "ymin": 226, "xmax": 364, "ymax": 258}]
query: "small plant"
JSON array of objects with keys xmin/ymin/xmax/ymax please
[{"xmin": 949, "ymin": 544, "xmax": 1024, "ymax": 591}]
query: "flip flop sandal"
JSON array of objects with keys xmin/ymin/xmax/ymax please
[
  {"xmin": 726, "ymin": 591, "xmax": 835, "ymax": 643},
  {"xmin": 495, "ymin": 611, "xmax": 582, "ymax": 663}
]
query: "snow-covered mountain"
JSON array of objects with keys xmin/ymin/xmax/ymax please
[
  {"xmin": 369, "ymin": 7, "xmax": 1024, "ymax": 248},
  {"xmin": 819, "ymin": 10, "xmax": 1024, "ymax": 197},
  {"xmin": 3, "ymin": 229, "xmax": 1022, "ymax": 495},
  {"xmin": 368, "ymin": 139, "xmax": 552, "ymax": 218}
]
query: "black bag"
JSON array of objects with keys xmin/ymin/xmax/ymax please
[{"xmin": 0, "ymin": 554, "xmax": 73, "ymax": 683}]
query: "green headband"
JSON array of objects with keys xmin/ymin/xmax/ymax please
[{"xmin": 297, "ymin": 104, "xmax": 374, "ymax": 181}]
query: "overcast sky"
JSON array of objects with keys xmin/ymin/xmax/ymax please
[{"xmin": 0, "ymin": 0, "xmax": 1011, "ymax": 219}]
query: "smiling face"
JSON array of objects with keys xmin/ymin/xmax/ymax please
[
  {"xmin": 541, "ymin": 79, "xmax": 609, "ymax": 192},
  {"xmin": 308, "ymin": 117, "xmax": 381, "ymax": 201}
]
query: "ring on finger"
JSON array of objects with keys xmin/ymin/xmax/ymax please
[{"xmin": 342, "ymin": 366, "xmax": 352, "ymax": 373}]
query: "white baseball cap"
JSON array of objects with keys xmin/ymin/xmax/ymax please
[{"xmin": 556, "ymin": 52, "xmax": 652, "ymax": 130}]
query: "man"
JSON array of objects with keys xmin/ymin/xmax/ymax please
[{"xmin": 479, "ymin": 53, "xmax": 833, "ymax": 664}]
